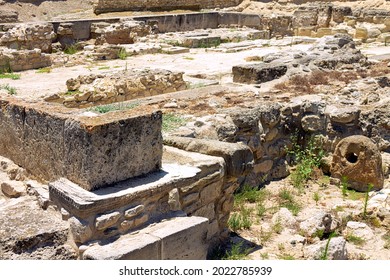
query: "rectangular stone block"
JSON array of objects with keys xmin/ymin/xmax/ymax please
[
  {"xmin": 83, "ymin": 233, "xmax": 161, "ymax": 260},
  {"xmin": 148, "ymin": 216, "xmax": 209, "ymax": 260},
  {"xmin": 0, "ymin": 96, "xmax": 162, "ymax": 190},
  {"xmin": 232, "ymin": 63, "xmax": 288, "ymax": 84}
]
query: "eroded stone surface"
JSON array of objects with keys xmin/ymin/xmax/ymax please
[{"xmin": 331, "ymin": 135, "xmax": 384, "ymax": 191}]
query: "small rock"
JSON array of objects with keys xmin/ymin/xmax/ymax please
[
  {"xmin": 299, "ymin": 210, "xmax": 338, "ymax": 236},
  {"xmin": 304, "ymin": 237, "xmax": 348, "ymax": 260},
  {"xmin": 95, "ymin": 211, "xmax": 121, "ymax": 231},
  {"xmin": 272, "ymin": 208, "xmax": 297, "ymax": 228},
  {"xmin": 345, "ymin": 221, "xmax": 374, "ymax": 240},
  {"xmin": 1, "ymin": 180, "xmax": 25, "ymax": 198}
]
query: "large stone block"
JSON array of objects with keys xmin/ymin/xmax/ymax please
[
  {"xmin": 0, "ymin": 96, "xmax": 162, "ymax": 191},
  {"xmin": 232, "ymin": 63, "xmax": 288, "ymax": 84},
  {"xmin": 331, "ymin": 135, "xmax": 384, "ymax": 191}
]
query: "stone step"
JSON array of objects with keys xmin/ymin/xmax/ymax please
[{"xmin": 83, "ymin": 216, "xmax": 209, "ymax": 260}]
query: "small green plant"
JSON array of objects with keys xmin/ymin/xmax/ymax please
[
  {"xmin": 277, "ymin": 243, "xmax": 285, "ymax": 251},
  {"xmin": 278, "ymin": 254, "xmax": 295, "ymax": 260},
  {"xmin": 118, "ymin": 48, "xmax": 127, "ymax": 60},
  {"xmin": 0, "ymin": 84, "xmax": 17, "ymax": 95},
  {"xmin": 98, "ymin": 66, "xmax": 110, "ymax": 70},
  {"xmin": 258, "ymin": 228, "xmax": 273, "ymax": 245},
  {"xmin": 272, "ymin": 218, "xmax": 283, "ymax": 234},
  {"xmin": 287, "ymin": 133, "xmax": 324, "ymax": 189},
  {"xmin": 222, "ymin": 241, "xmax": 250, "ymax": 260},
  {"xmin": 183, "ymin": 56, "xmax": 195, "ymax": 60},
  {"xmin": 64, "ymin": 90, "xmax": 81, "ymax": 96},
  {"xmin": 90, "ymin": 102, "xmax": 139, "ymax": 114},
  {"xmin": 260, "ymin": 252, "xmax": 269, "ymax": 259},
  {"xmin": 346, "ymin": 234, "xmax": 365, "ymax": 246},
  {"xmin": 278, "ymin": 188, "xmax": 301, "ymax": 216},
  {"xmin": 363, "ymin": 183, "xmax": 373, "ymax": 218},
  {"xmin": 320, "ymin": 232, "xmax": 336, "ymax": 260},
  {"xmin": 64, "ymin": 44, "xmax": 79, "ymax": 55},
  {"xmin": 36, "ymin": 67, "xmax": 51, "ymax": 74},
  {"xmin": 227, "ymin": 206, "xmax": 252, "ymax": 232},
  {"xmin": 313, "ymin": 191, "xmax": 320, "ymax": 205},
  {"xmin": 0, "ymin": 73, "xmax": 20, "ymax": 80},
  {"xmin": 341, "ymin": 176, "xmax": 348, "ymax": 198},
  {"xmin": 313, "ymin": 229, "xmax": 325, "ymax": 239},
  {"xmin": 256, "ymin": 203, "xmax": 267, "ymax": 218},
  {"xmin": 162, "ymin": 113, "xmax": 187, "ymax": 132}
]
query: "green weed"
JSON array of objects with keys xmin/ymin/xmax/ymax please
[
  {"xmin": 287, "ymin": 133, "xmax": 325, "ymax": 189},
  {"xmin": 313, "ymin": 191, "xmax": 320, "ymax": 205},
  {"xmin": 64, "ymin": 44, "xmax": 79, "ymax": 55},
  {"xmin": 363, "ymin": 183, "xmax": 373, "ymax": 218},
  {"xmin": 222, "ymin": 241, "xmax": 250, "ymax": 260},
  {"xmin": 278, "ymin": 188, "xmax": 301, "ymax": 216},
  {"xmin": 98, "ymin": 66, "xmax": 110, "ymax": 70},
  {"xmin": 118, "ymin": 48, "xmax": 127, "ymax": 60},
  {"xmin": 272, "ymin": 218, "xmax": 283, "ymax": 234},
  {"xmin": 278, "ymin": 254, "xmax": 295, "ymax": 260},
  {"xmin": 0, "ymin": 73, "xmax": 20, "ymax": 80},
  {"xmin": 0, "ymin": 84, "xmax": 17, "ymax": 95},
  {"xmin": 90, "ymin": 102, "xmax": 139, "ymax": 114},
  {"xmin": 346, "ymin": 234, "xmax": 365, "ymax": 246},
  {"xmin": 228, "ymin": 205, "xmax": 252, "ymax": 231},
  {"xmin": 320, "ymin": 232, "xmax": 336, "ymax": 260},
  {"xmin": 162, "ymin": 113, "xmax": 187, "ymax": 132},
  {"xmin": 36, "ymin": 67, "xmax": 51, "ymax": 74}
]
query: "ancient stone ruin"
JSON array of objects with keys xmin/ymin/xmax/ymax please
[{"xmin": 0, "ymin": 0, "xmax": 390, "ymax": 261}]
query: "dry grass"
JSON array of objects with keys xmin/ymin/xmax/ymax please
[{"xmin": 274, "ymin": 70, "xmax": 362, "ymax": 95}]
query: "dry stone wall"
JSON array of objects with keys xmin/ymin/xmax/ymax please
[
  {"xmin": 94, "ymin": 0, "xmax": 243, "ymax": 14},
  {"xmin": 0, "ymin": 48, "xmax": 51, "ymax": 72}
]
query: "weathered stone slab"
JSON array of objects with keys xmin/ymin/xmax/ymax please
[
  {"xmin": 0, "ymin": 196, "xmax": 72, "ymax": 259},
  {"xmin": 83, "ymin": 216, "xmax": 208, "ymax": 260},
  {"xmin": 0, "ymin": 96, "xmax": 162, "ymax": 191},
  {"xmin": 232, "ymin": 63, "xmax": 288, "ymax": 84}
]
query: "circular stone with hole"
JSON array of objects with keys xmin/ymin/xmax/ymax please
[{"xmin": 330, "ymin": 135, "xmax": 384, "ymax": 192}]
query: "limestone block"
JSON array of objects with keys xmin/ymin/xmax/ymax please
[
  {"xmin": 1, "ymin": 180, "xmax": 25, "ymax": 198},
  {"xmin": 253, "ymin": 160, "xmax": 273, "ymax": 174},
  {"xmin": 232, "ymin": 63, "xmax": 288, "ymax": 84},
  {"xmin": 182, "ymin": 192, "xmax": 199, "ymax": 205},
  {"xmin": 69, "ymin": 217, "xmax": 93, "ymax": 244},
  {"xmin": 150, "ymin": 216, "xmax": 209, "ymax": 260},
  {"xmin": 200, "ymin": 181, "xmax": 222, "ymax": 204},
  {"xmin": 83, "ymin": 233, "xmax": 160, "ymax": 260},
  {"xmin": 367, "ymin": 28, "xmax": 381, "ymax": 38},
  {"xmin": 295, "ymin": 27, "xmax": 315, "ymax": 37},
  {"xmin": 355, "ymin": 27, "xmax": 368, "ymax": 40},
  {"xmin": 331, "ymin": 135, "xmax": 384, "ymax": 191},
  {"xmin": 193, "ymin": 203, "xmax": 215, "ymax": 221},
  {"xmin": 332, "ymin": 6, "xmax": 352, "ymax": 23},
  {"xmin": 316, "ymin": 28, "xmax": 332, "ymax": 38},
  {"xmin": 124, "ymin": 205, "xmax": 144, "ymax": 219},
  {"xmin": 0, "ymin": 97, "xmax": 163, "ymax": 191},
  {"xmin": 168, "ymin": 188, "xmax": 181, "ymax": 211},
  {"xmin": 301, "ymin": 115, "xmax": 325, "ymax": 132},
  {"xmin": 133, "ymin": 214, "xmax": 149, "ymax": 228},
  {"xmin": 95, "ymin": 211, "xmax": 121, "ymax": 231},
  {"xmin": 328, "ymin": 106, "xmax": 360, "ymax": 124}
]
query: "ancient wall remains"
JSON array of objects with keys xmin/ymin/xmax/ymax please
[
  {"xmin": 0, "ymin": 96, "xmax": 163, "ymax": 191},
  {"xmin": 0, "ymin": 48, "xmax": 51, "ymax": 72},
  {"xmin": 94, "ymin": 0, "xmax": 243, "ymax": 14}
]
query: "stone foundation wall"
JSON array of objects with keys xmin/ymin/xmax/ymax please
[
  {"xmin": 0, "ymin": 22, "xmax": 56, "ymax": 53},
  {"xmin": 0, "ymin": 96, "xmax": 163, "ymax": 191},
  {"xmin": 46, "ymin": 69, "xmax": 187, "ymax": 108},
  {"xmin": 49, "ymin": 142, "xmax": 253, "ymax": 251},
  {"xmin": 0, "ymin": 48, "xmax": 51, "ymax": 72},
  {"xmin": 94, "ymin": 0, "xmax": 243, "ymax": 14}
]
